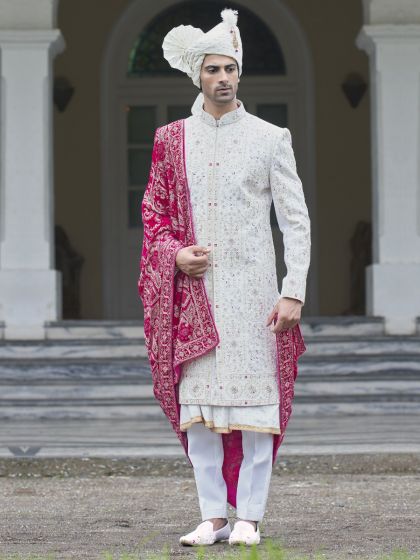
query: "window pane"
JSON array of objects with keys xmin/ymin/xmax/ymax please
[
  {"xmin": 127, "ymin": 106, "xmax": 156, "ymax": 144},
  {"xmin": 128, "ymin": 148, "xmax": 152, "ymax": 186},
  {"xmin": 257, "ymin": 104, "xmax": 288, "ymax": 128},
  {"xmin": 167, "ymin": 105, "xmax": 191, "ymax": 122},
  {"xmin": 128, "ymin": 189, "xmax": 144, "ymax": 228}
]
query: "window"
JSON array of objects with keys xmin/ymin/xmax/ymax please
[{"xmin": 128, "ymin": 0, "xmax": 286, "ymax": 77}]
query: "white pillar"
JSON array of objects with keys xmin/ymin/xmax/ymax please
[
  {"xmin": 356, "ymin": 25, "xmax": 420, "ymax": 334},
  {"xmin": 0, "ymin": 30, "xmax": 65, "ymax": 339}
]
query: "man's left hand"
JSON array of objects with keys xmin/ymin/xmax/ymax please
[{"xmin": 266, "ymin": 297, "xmax": 303, "ymax": 333}]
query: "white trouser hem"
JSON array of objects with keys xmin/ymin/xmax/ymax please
[
  {"xmin": 236, "ymin": 508, "xmax": 265, "ymax": 522},
  {"xmin": 201, "ymin": 510, "xmax": 228, "ymax": 520}
]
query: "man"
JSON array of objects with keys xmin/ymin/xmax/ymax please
[{"xmin": 138, "ymin": 8, "xmax": 310, "ymax": 547}]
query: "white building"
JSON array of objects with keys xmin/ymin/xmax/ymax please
[{"xmin": 0, "ymin": 0, "xmax": 419, "ymax": 339}]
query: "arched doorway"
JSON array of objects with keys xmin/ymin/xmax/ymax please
[{"xmin": 101, "ymin": 0, "xmax": 317, "ymax": 319}]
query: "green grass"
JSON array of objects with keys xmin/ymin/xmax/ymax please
[{"xmin": 1, "ymin": 544, "xmax": 420, "ymax": 560}]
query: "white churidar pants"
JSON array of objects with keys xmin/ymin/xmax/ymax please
[{"xmin": 187, "ymin": 421, "xmax": 274, "ymax": 521}]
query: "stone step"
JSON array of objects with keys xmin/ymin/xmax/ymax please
[
  {"xmin": 299, "ymin": 357, "xmax": 420, "ymax": 376},
  {"xmin": 42, "ymin": 317, "xmax": 387, "ymax": 339},
  {"xmin": 0, "ymin": 356, "xmax": 419, "ymax": 384},
  {"xmin": 0, "ymin": 378, "xmax": 419, "ymax": 401},
  {"xmin": 0, "ymin": 372, "xmax": 418, "ymax": 420},
  {"xmin": 1, "ymin": 335, "xmax": 419, "ymax": 361},
  {"xmin": 2, "ymin": 316, "xmax": 420, "ymax": 343},
  {"xmin": 0, "ymin": 358, "xmax": 420, "ymax": 388},
  {"xmin": 42, "ymin": 316, "xmax": 411, "ymax": 338},
  {"xmin": 0, "ymin": 340, "xmax": 146, "ymax": 360},
  {"xmin": 0, "ymin": 317, "xmax": 418, "ymax": 421},
  {"xmin": 0, "ymin": 360, "xmax": 152, "ymax": 383},
  {"xmin": 0, "ymin": 400, "xmax": 418, "ymax": 421},
  {"xmin": 303, "ymin": 337, "xmax": 420, "ymax": 355}
]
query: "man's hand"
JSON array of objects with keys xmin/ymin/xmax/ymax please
[
  {"xmin": 176, "ymin": 245, "xmax": 211, "ymax": 279},
  {"xmin": 266, "ymin": 297, "xmax": 303, "ymax": 333}
]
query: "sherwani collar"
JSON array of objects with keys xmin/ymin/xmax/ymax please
[{"xmin": 191, "ymin": 91, "xmax": 246, "ymax": 127}]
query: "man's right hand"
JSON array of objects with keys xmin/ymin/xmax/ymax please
[{"xmin": 175, "ymin": 245, "xmax": 211, "ymax": 279}]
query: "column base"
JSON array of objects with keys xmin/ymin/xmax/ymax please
[
  {"xmin": 0, "ymin": 269, "xmax": 62, "ymax": 340},
  {"xmin": 366, "ymin": 264, "xmax": 420, "ymax": 334}
]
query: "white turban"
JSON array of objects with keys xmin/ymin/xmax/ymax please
[{"xmin": 162, "ymin": 8, "xmax": 243, "ymax": 89}]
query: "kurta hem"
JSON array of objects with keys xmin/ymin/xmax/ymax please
[
  {"xmin": 180, "ymin": 416, "xmax": 281, "ymax": 435},
  {"xmin": 180, "ymin": 403, "xmax": 281, "ymax": 435}
]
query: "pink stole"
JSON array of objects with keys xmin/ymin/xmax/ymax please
[{"xmin": 138, "ymin": 119, "xmax": 306, "ymax": 507}]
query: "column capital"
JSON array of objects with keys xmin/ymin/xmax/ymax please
[
  {"xmin": 356, "ymin": 24, "xmax": 420, "ymax": 55},
  {"xmin": 0, "ymin": 0, "xmax": 59, "ymax": 30},
  {"xmin": 362, "ymin": 0, "xmax": 420, "ymax": 25},
  {"xmin": 0, "ymin": 29, "xmax": 65, "ymax": 56}
]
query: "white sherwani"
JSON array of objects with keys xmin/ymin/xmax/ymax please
[{"xmin": 178, "ymin": 95, "xmax": 311, "ymax": 434}]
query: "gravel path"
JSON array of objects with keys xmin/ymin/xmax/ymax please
[{"xmin": 1, "ymin": 454, "xmax": 419, "ymax": 560}]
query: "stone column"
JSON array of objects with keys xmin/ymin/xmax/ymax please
[
  {"xmin": 356, "ymin": 22, "xmax": 420, "ymax": 334},
  {"xmin": 0, "ymin": 9, "xmax": 65, "ymax": 338}
]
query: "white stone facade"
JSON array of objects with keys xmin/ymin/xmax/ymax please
[
  {"xmin": 0, "ymin": 0, "xmax": 419, "ymax": 337},
  {"xmin": 356, "ymin": 14, "xmax": 420, "ymax": 333},
  {"xmin": 0, "ymin": 0, "xmax": 64, "ymax": 339}
]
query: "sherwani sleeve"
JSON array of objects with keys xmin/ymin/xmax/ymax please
[{"xmin": 269, "ymin": 128, "xmax": 311, "ymax": 305}]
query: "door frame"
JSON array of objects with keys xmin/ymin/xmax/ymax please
[{"xmin": 100, "ymin": 0, "xmax": 318, "ymax": 318}]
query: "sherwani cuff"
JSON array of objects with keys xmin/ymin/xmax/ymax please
[{"xmin": 280, "ymin": 279, "xmax": 305, "ymax": 305}]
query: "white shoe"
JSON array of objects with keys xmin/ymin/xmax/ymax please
[
  {"xmin": 179, "ymin": 520, "xmax": 231, "ymax": 546},
  {"xmin": 229, "ymin": 520, "xmax": 261, "ymax": 546}
]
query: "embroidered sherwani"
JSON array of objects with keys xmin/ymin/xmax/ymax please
[{"xmin": 178, "ymin": 96, "xmax": 311, "ymax": 434}]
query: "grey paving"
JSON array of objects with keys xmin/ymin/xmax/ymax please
[{"xmin": 1, "ymin": 412, "xmax": 419, "ymax": 458}]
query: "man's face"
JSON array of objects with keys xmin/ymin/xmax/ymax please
[{"xmin": 199, "ymin": 54, "xmax": 239, "ymax": 105}]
